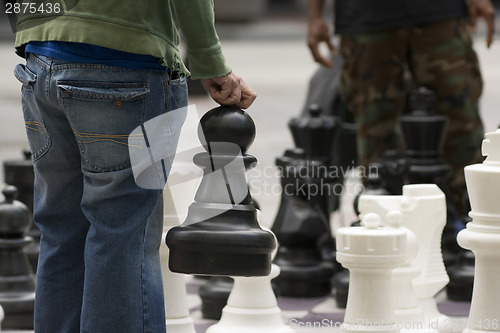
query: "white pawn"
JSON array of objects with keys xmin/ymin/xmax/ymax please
[
  {"xmin": 457, "ymin": 129, "xmax": 500, "ymax": 333},
  {"xmin": 388, "ymin": 210, "xmax": 438, "ymax": 333},
  {"xmin": 160, "ymin": 161, "xmax": 201, "ymax": 333},
  {"xmin": 206, "ymin": 223, "xmax": 295, "ymax": 333},
  {"xmin": 337, "ymin": 213, "xmax": 406, "ymax": 333}
]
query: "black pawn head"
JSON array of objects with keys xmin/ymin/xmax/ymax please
[
  {"xmin": 308, "ymin": 103, "xmax": 322, "ymax": 118},
  {"xmin": 198, "ymin": 105, "xmax": 256, "ymax": 155},
  {"xmin": 0, "ymin": 186, "xmax": 32, "ymax": 237}
]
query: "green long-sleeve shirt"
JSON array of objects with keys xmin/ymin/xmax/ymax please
[{"xmin": 14, "ymin": 0, "xmax": 231, "ymax": 79}]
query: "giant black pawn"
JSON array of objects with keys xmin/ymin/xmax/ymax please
[
  {"xmin": 166, "ymin": 105, "xmax": 276, "ymax": 276},
  {"xmin": 0, "ymin": 186, "xmax": 35, "ymax": 329},
  {"xmin": 3, "ymin": 150, "xmax": 39, "ymax": 272}
]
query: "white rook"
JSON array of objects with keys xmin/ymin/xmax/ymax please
[
  {"xmin": 359, "ymin": 184, "xmax": 450, "ymax": 332},
  {"xmin": 337, "ymin": 213, "xmax": 406, "ymax": 333},
  {"xmin": 458, "ymin": 129, "xmax": 500, "ymax": 333}
]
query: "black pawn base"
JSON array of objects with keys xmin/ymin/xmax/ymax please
[
  {"xmin": 273, "ymin": 248, "xmax": 334, "ymax": 297},
  {"xmin": 167, "ymin": 207, "xmax": 276, "ymax": 276},
  {"xmin": 333, "ymin": 269, "xmax": 349, "ymax": 309},
  {"xmin": 1, "ymin": 297, "xmax": 35, "ymax": 330}
]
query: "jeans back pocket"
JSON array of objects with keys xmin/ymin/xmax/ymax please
[{"xmin": 58, "ymin": 81, "xmax": 150, "ymax": 172}]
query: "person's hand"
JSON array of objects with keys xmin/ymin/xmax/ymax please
[
  {"xmin": 200, "ymin": 72, "xmax": 257, "ymax": 109},
  {"xmin": 307, "ymin": 17, "xmax": 337, "ymax": 67},
  {"xmin": 468, "ymin": 0, "xmax": 496, "ymax": 47}
]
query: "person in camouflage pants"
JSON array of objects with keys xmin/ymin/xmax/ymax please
[
  {"xmin": 339, "ymin": 18, "xmax": 484, "ymax": 211},
  {"xmin": 308, "ymin": 0, "xmax": 496, "ymax": 214}
]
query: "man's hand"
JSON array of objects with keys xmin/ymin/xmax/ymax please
[
  {"xmin": 308, "ymin": 18, "xmax": 337, "ymax": 67},
  {"xmin": 200, "ymin": 72, "xmax": 257, "ymax": 109},
  {"xmin": 307, "ymin": 0, "xmax": 336, "ymax": 67},
  {"xmin": 468, "ymin": 0, "xmax": 496, "ymax": 47}
]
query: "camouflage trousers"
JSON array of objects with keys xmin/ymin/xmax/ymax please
[{"xmin": 339, "ymin": 18, "xmax": 485, "ymax": 213}]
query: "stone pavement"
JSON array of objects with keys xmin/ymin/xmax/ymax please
[{"xmin": 0, "ymin": 15, "xmax": 498, "ymax": 333}]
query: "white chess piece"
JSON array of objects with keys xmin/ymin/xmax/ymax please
[
  {"xmin": 388, "ymin": 210, "xmax": 438, "ymax": 333},
  {"xmin": 160, "ymin": 161, "xmax": 201, "ymax": 333},
  {"xmin": 0, "ymin": 304, "xmax": 4, "ymax": 332},
  {"xmin": 206, "ymin": 222, "xmax": 295, "ymax": 333},
  {"xmin": 358, "ymin": 184, "xmax": 450, "ymax": 333},
  {"xmin": 206, "ymin": 264, "xmax": 295, "ymax": 333},
  {"xmin": 337, "ymin": 213, "xmax": 406, "ymax": 333},
  {"xmin": 457, "ymin": 129, "xmax": 500, "ymax": 333}
]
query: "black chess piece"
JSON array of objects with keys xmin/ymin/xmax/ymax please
[
  {"xmin": 198, "ymin": 276, "xmax": 234, "ymax": 320},
  {"xmin": 289, "ymin": 105, "xmax": 343, "ymax": 262},
  {"xmin": 271, "ymin": 158, "xmax": 336, "ymax": 297},
  {"xmin": 271, "ymin": 106, "xmax": 342, "ymax": 297},
  {"xmin": 198, "ymin": 273, "xmax": 281, "ymax": 320},
  {"xmin": 400, "ymin": 87, "xmax": 449, "ymax": 185},
  {"xmin": 377, "ymin": 150, "xmax": 410, "ymax": 196},
  {"xmin": 446, "ymin": 250, "xmax": 475, "ymax": 301},
  {"xmin": 400, "ymin": 87, "xmax": 457, "ymax": 261},
  {"xmin": 444, "ymin": 193, "xmax": 474, "ymax": 301},
  {"xmin": 401, "ymin": 87, "xmax": 473, "ymax": 300},
  {"xmin": 166, "ymin": 105, "xmax": 276, "ymax": 276},
  {"xmin": 197, "ymin": 197, "xmax": 267, "ymax": 320},
  {"xmin": 0, "ymin": 186, "xmax": 35, "ymax": 329},
  {"xmin": 3, "ymin": 150, "xmax": 34, "ymax": 212},
  {"xmin": 3, "ymin": 149, "xmax": 39, "ymax": 272}
]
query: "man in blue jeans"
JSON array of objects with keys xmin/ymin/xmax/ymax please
[{"xmin": 13, "ymin": 1, "xmax": 256, "ymax": 332}]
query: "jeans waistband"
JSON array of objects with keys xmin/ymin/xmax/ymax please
[{"xmin": 26, "ymin": 52, "xmax": 179, "ymax": 79}]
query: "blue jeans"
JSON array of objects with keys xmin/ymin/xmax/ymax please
[{"xmin": 14, "ymin": 54, "xmax": 188, "ymax": 333}]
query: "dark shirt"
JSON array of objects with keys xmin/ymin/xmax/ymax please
[{"xmin": 334, "ymin": 0, "xmax": 468, "ymax": 34}]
